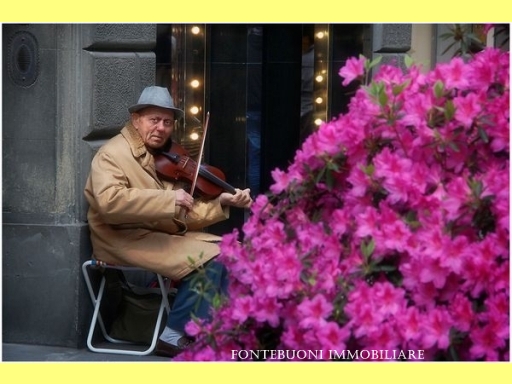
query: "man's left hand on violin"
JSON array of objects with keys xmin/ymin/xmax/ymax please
[{"xmin": 219, "ymin": 188, "xmax": 252, "ymax": 209}]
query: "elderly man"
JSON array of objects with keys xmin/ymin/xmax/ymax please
[{"xmin": 84, "ymin": 86, "xmax": 252, "ymax": 357}]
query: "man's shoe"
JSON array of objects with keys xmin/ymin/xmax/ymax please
[{"xmin": 155, "ymin": 337, "xmax": 193, "ymax": 358}]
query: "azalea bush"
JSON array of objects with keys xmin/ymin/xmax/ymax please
[{"xmin": 177, "ymin": 46, "xmax": 509, "ymax": 361}]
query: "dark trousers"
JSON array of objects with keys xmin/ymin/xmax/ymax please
[{"xmin": 166, "ymin": 260, "xmax": 228, "ymax": 333}]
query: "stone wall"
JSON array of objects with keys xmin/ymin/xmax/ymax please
[
  {"xmin": 2, "ymin": 24, "xmax": 156, "ymax": 347},
  {"xmin": 372, "ymin": 24, "xmax": 412, "ymax": 70}
]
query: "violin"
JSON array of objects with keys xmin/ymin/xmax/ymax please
[{"xmin": 154, "ymin": 141, "xmax": 237, "ymax": 199}]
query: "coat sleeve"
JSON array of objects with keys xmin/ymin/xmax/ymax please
[
  {"xmin": 86, "ymin": 150, "xmax": 178, "ymax": 224},
  {"xmin": 184, "ymin": 196, "xmax": 230, "ymax": 231},
  {"xmin": 86, "ymin": 148, "xmax": 230, "ymax": 231}
]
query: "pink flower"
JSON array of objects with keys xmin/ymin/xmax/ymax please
[
  {"xmin": 440, "ymin": 235, "xmax": 471, "ymax": 274},
  {"xmin": 469, "ymin": 47, "xmax": 504, "ymax": 88},
  {"xmin": 372, "ymin": 282, "xmax": 406, "ymax": 316},
  {"xmin": 419, "ymin": 257, "xmax": 450, "ymax": 289},
  {"xmin": 313, "ymin": 120, "xmax": 344, "ymax": 156},
  {"xmin": 355, "ymin": 206, "xmax": 380, "ymax": 238},
  {"xmin": 298, "ymin": 294, "xmax": 333, "ymax": 328},
  {"xmin": 330, "ymin": 208, "xmax": 350, "ymax": 236},
  {"xmin": 397, "ymin": 306, "xmax": 423, "ymax": 343},
  {"xmin": 253, "ymin": 296, "xmax": 282, "ymax": 327},
  {"xmin": 338, "ymin": 55, "xmax": 366, "ymax": 86},
  {"xmin": 421, "ymin": 308, "xmax": 452, "ymax": 349},
  {"xmin": 373, "ymin": 147, "xmax": 412, "ymax": 179},
  {"xmin": 433, "ymin": 57, "xmax": 470, "ymax": 90},
  {"xmin": 470, "ymin": 321, "xmax": 508, "ymax": 360},
  {"xmin": 184, "ymin": 318, "xmax": 204, "ymax": 337},
  {"xmin": 269, "ymin": 168, "xmax": 292, "ymax": 194},
  {"xmin": 449, "ymin": 293, "xmax": 474, "ymax": 332},
  {"xmin": 402, "ymin": 91, "xmax": 434, "ymax": 127},
  {"xmin": 281, "ymin": 325, "xmax": 309, "ymax": 350},
  {"xmin": 454, "ymin": 92, "xmax": 482, "ymax": 127},
  {"xmin": 183, "ymin": 48, "xmax": 509, "ymax": 362},
  {"xmin": 315, "ymin": 321, "xmax": 350, "ymax": 351},
  {"xmin": 363, "ymin": 321, "xmax": 401, "ymax": 352},
  {"xmin": 231, "ymin": 295, "xmax": 254, "ymax": 322},
  {"xmin": 381, "ymin": 216, "xmax": 410, "ymax": 252},
  {"xmin": 347, "ymin": 166, "xmax": 372, "ymax": 198}
]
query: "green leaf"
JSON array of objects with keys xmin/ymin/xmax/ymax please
[
  {"xmin": 212, "ymin": 293, "xmax": 222, "ymax": 309},
  {"xmin": 392, "ymin": 79, "xmax": 411, "ymax": 96},
  {"xmin": 434, "ymin": 80, "xmax": 445, "ymax": 98},
  {"xmin": 366, "ymin": 55, "xmax": 382, "ymax": 70},
  {"xmin": 444, "ymin": 99, "xmax": 455, "ymax": 120},
  {"xmin": 474, "ymin": 182, "xmax": 483, "ymax": 198},
  {"xmin": 361, "ymin": 163, "xmax": 375, "ymax": 176},
  {"xmin": 404, "ymin": 54, "xmax": 414, "ymax": 68},
  {"xmin": 439, "ymin": 32, "xmax": 455, "ymax": 39},
  {"xmin": 367, "ymin": 81, "xmax": 383, "ymax": 99},
  {"xmin": 361, "ymin": 238, "xmax": 376, "ymax": 260},
  {"xmin": 315, "ymin": 166, "xmax": 326, "ymax": 184},
  {"xmin": 448, "ymin": 141, "xmax": 460, "ymax": 152},
  {"xmin": 468, "ymin": 179, "xmax": 483, "ymax": 197},
  {"xmin": 441, "ymin": 41, "xmax": 457, "ymax": 56},
  {"xmin": 326, "ymin": 161, "xmax": 340, "ymax": 172},
  {"xmin": 478, "ymin": 126, "xmax": 489, "ymax": 143},
  {"xmin": 374, "ymin": 265, "xmax": 396, "ymax": 272},
  {"xmin": 378, "ymin": 87, "xmax": 388, "ymax": 107},
  {"xmin": 325, "ymin": 168, "xmax": 334, "ymax": 190}
]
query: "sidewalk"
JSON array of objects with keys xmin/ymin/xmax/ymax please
[{"xmin": 2, "ymin": 342, "xmax": 170, "ymax": 362}]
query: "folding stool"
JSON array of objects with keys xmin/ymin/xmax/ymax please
[{"xmin": 82, "ymin": 259, "xmax": 174, "ymax": 356}]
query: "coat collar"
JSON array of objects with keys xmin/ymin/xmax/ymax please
[
  {"xmin": 120, "ymin": 122, "xmax": 163, "ymax": 185},
  {"xmin": 121, "ymin": 122, "xmax": 147, "ymax": 158}
]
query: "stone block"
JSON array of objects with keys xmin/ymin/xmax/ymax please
[
  {"xmin": 81, "ymin": 51, "xmax": 155, "ymax": 141},
  {"xmin": 2, "ymin": 223, "xmax": 92, "ymax": 348},
  {"xmin": 373, "ymin": 24, "xmax": 412, "ymax": 53},
  {"xmin": 82, "ymin": 24, "xmax": 156, "ymax": 50},
  {"xmin": 2, "ymin": 138, "xmax": 57, "ymax": 223},
  {"xmin": 3, "ymin": 37, "xmax": 57, "ymax": 140}
]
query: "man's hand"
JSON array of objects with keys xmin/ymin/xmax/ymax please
[
  {"xmin": 175, "ymin": 189, "xmax": 194, "ymax": 210},
  {"xmin": 219, "ymin": 188, "xmax": 252, "ymax": 208}
]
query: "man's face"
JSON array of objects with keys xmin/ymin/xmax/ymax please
[{"xmin": 132, "ymin": 107, "xmax": 175, "ymax": 149}]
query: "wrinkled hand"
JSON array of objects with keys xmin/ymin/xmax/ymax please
[
  {"xmin": 175, "ymin": 189, "xmax": 194, "ymax": 211},
  {"xmin": 220, "ymin": 188, "xmax": 252, "ymax": 208}
]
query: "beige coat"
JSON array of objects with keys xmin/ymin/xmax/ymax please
[{"xmin": 84, "ymin": 123, "xmax": 229, "ymax": 280}]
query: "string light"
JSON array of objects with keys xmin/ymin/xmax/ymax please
[
  {"xmin": 191, "ymin": 26, "xmax": 200, "ymax": 35},
  {"xmin": 190, "ymin": 106, "xmax": 199, "ymax": 114}
]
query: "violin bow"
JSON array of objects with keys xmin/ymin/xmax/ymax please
[
  {"xmin": 176, "ymin": 112, "xmax": 209, "ymax": 221},
  {"xmin": 189, "ymin": 111, "xmax": 210, "ymax": 197}
]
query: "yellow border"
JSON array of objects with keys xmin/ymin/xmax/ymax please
[
  {"xmin": 1, "ymin": 1, "xmax": 512, "ymax": 22},
  {"xmin": 1, "ymin": 2, "xmax": 510, "ymax": 384},
  {"xmin": 1, "ymin": 361, "xmax": 512, "ymax": 384}
]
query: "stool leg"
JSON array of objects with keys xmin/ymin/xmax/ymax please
[
  {"xmin": 145, "ymin": 274, "xmax": 173, "ymax": 353},
  {"xmin": 157, "ymin": 274, "xmax": 171, "ymax": 314},
  {"xmin": 81, "ymin": 260, "xmax": 171, "ymax": 356},
  {"xmin": 86, "ymin": 275, "xmax": 106, "ymax": 352}
]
